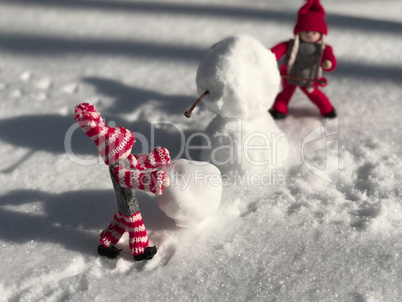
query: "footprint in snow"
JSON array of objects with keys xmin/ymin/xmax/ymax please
[
  {"xmin": 133, "ymin": 243, "xmax": 177, "ymax": 272},
  {"xmin": 19, "ymin": 71, "xmax": 31, "ymax": 82},
  {"xmin": 62, "ymin": 83, "xmax": 78, "ymax": 94},
  {"xmin": 10, "ymin": 89, "xmax": 22, "ymax": 98},
  {"xmin": 35, "ymin": 78, "xmax": 52, "ymax": 90},
  {"xmin": 34, "ymin": 92, "xmax": 47, "ymax": 101}
]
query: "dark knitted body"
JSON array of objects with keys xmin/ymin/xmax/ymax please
[
  {"xmin": 286, "ymin": 39, "xmax": 321, "ymax": 87},
  {"xmin": 109, "ymin": 158, "xmax": 140, "ymax": 217}
]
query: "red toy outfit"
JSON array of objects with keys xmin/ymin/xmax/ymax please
[
  {"xmin": 269, "ymin": 0, "xmax": 337, "ymax": 118},
  {"xmin": 270, "ymin": 41, "xmax": 336, "ymax": 115}
]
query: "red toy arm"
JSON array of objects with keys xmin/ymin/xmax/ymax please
[
  {"xmin": 270, "ymin": 41, "xmax": 290, "ymax": 61},
  {"xmin": 321, "ymin": 45, "xmax": 337, "ymax": 72},
  {"xmin": 127, "ymin": 147, "xmax": 171, "ymax": 170},
  {"xmin": 112, "ymin": 165, "xmax": 166, "ymax": 195}
]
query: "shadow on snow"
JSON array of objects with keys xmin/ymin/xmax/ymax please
[
  {"xmin": 0, "ymin": 78, "xmax": 203, "ymax": 172},
  {"xmin": 0, "ymin": 33, "xmax": 399, "ymax": 84},
  {"xmin": 0, "ymin": 189, "xmax": 176, "ymax": 256},
  {"xmin": 82, "ymin": 77, "xmax": 195, "ymax": 116},
  {"xmin": 3, "ymin": 0, "xmax": 402, "ymax": 35}
]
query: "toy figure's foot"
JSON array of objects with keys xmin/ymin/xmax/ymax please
[
  {"xmin": 323, "ymin": 108, "xmax": 337, "ymax": 118},
  {"xmin": 133, "ymin": 246, "xmax": 157, "ymax": 261},
  {"xmin": 97, "ymin": 245, "xmax": 122, "ymax": 259},
  {"xmin": 269, "ymin": 109, "xmax": 287, "ymax": 120}
]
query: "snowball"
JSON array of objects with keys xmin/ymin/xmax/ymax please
[
  {"xmin": 196, "ymin": 35, "xmax": 280, "ymax": 119},
  {"xmin": 157, "ymin": 159, "xmax": 222, "ymax": 228}
]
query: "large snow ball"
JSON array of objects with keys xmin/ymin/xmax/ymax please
[
  {"xmin": 196, "ymin": 35, "xmax": 280, "ymax": 119},
  {"xmin": 157, "ymin": 159, "xmax": 222, "ymax": 228}
]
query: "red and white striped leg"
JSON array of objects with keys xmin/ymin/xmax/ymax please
[
  {"xmin": 99, "ymin": 212, "xmax": 126, "ymax": 247},
  {"xmin": 126, "ymin": 211, "xmax": 149, "ymax": 256}
]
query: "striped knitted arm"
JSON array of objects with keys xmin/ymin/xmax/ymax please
[
  {"xmin": 112, "ymin": 165, "xmax": 166, "ymax": 195},
  {"xmin": 127, "ymin": 147, "xmax": 170, "ymax": 170}
]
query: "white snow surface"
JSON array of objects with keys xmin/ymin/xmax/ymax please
[
  {"xmin": 0, "ymin": 0, "xmax": 402, "ymax": 301},
  {"xmin": 157, "ymin": 159, "xmax": 222, "ymax": 228}
]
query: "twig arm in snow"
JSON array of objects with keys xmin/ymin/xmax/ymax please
[
  {"xmin": 281, "ymin": 75, "xmax": 327, "ymax": 86},
  {"xmin": 184, "ymin": 90, "xmax": 209, "ymax": 118}
]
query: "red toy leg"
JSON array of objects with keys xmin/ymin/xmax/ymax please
[
  {"xmin": 99, "ymin": 212, "xmax": 126, "ymax": 248},
  {"xmin": 271, "ymin": 84, "xmax": 297, "ymax": 114},
  {"xmin": 300, "ymin": 86, "xmax": 334, "ymax": 116},
  {"xmin": 126, "ymin": 211, "xmax": 150, "ymax": 256}
]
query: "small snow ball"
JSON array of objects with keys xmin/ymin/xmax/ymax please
[
  {"xmin": 196, "ymin": 35, "xmax": 280, "ymax": 119},
  {"xmin": 157, "ymin": 159, "xmax": 222, "ymax": 228}
]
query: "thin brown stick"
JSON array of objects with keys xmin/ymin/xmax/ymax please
[
  {"xmin": 184, "ymin": 90, "xmax": 209, "ymax": 118},
  {"xmin": 281, "ymin": 75, "xmax": 327, "ymax": 85}
]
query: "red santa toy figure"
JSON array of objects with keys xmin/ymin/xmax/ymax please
[{"xmin": 269, "ymin": 0, "xmax": 337, "ymax": 119}]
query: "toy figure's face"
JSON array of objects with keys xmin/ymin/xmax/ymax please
[
  {"xmin": 300, "ymin": 31, "xmax": 321, "ymax": 43},
  {"xmin": 120, "ymin": 145, "xmax": 133, "ymax": 160}
]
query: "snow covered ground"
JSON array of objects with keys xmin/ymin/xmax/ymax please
[{"xmin": 0, "ymin": 0, "xmax": 401, "ymax": 301}]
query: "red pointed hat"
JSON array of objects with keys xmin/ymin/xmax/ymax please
[
  {"xmin": 74, "ymin": 103, "xmax": 135, "ymax": 165},
  {"xmin": 294, "ymin": 0, "xmax": 328, "ymax": 35}
]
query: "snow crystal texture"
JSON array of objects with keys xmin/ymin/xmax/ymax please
[{"xmin": 1, "ymin": 0, "xmax": 402, "ymax": 301}]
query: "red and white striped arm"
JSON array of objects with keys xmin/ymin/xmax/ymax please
[
  {"xmin": 112, "ymin": 165, "xmax": 166, "ymax": 195},
  {"xmin": 127, "ymin": 147, "xmax": 171, "ymax": 170}
]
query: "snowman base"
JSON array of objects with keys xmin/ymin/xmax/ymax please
[{"xmin": 200, "ymin": 115, "xmax": 288, "ymax": 177}]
